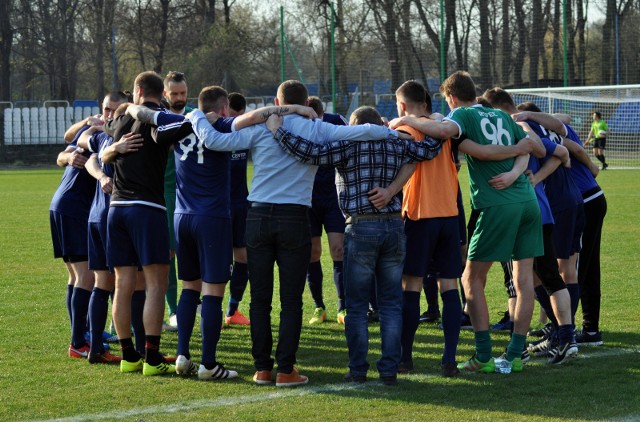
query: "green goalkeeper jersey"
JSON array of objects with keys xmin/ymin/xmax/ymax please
[
  {"xmin": 591, "ymin": 120, "xmax": 608, "ymax": 138},
  {"xmin": 444, "ymin": 104, "xmax": 536, "ymax": 210}
]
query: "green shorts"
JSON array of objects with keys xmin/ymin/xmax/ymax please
[{"xmin": 467, "ymin": 199, "xmax": 543, "ymax": 262}]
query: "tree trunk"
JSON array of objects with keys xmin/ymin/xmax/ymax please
[
  {"xmin": 0, "ymin": 0, "xmax": 13, "ymax": 101},
  {"xmin": 501, "ymin": 0, "xmax": 511, "ymax": 85},
  {"xmin": 478, "ymin": 0, "xmax": 491, "ymax": 89},
  {"xmin": 551, "ymin": 0, "xmax": 561, "ymax": 80},
  {"xmin": 576, "ymin": 0, "xmax": 586, "ymax": 85},
  {"xmin": 513, "ymin": 0, "xmax": 526, "ymax": 87},
  {"xmin": 601, "ymin": 0, "xmax": 615, "ymax": 84},
  {"xmin": 529, "ymin": 0, "xmax": 543, "ymax": 87},
  {"xmin": 154, "ymin": 0, "xmax": 170, "ymax": 73}
]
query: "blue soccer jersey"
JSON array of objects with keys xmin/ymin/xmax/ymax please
[
  {"xmin": 564, "ymin": 124, "xmax": 600, "ymax": 195},
  {"xmin": 526, "ymin": 120, "xmax": 583, "ymax": 212},
  {"xmin": 49, "ymin": 127, "xmax": 96, "ymax": 219},
  {"xmin": 87, "ymin": 131, "xmax": 115, "ymax": 224},
  {"xmin": 212, "ymin": 116, "xmax": 249, "ymax": 205},
  {"xmin": 156, "ymin": 113, "xmax": 231, "ymax": 218}
]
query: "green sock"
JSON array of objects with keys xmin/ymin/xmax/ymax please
[
  {"xmin": 474, "ymin": 330, "xmax": 492, "ymax": 363},
  {"xmin": 507, "ymin": 333, "xmax": 526, "ymax": 361}
]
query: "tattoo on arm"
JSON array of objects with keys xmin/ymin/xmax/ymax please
[{"xmin": 259, "ymin": 107, "xmax": 291, "ymax": 121}]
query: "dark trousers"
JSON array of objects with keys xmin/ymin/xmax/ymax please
[
  {"xmin": 578, "ymin": 193, "xmax": 607, "ymax": 332},
  {"xmin": 246, "ymin": 204, "xmax": 311, "ymax": 374}
]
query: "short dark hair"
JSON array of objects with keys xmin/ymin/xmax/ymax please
[
  {"xmin": 476, "ymin": 96, "xmax": 493, "ymax": 108},
  {"xmin": 440, "ymin": 71, "xmax": 477, "ymax": 102},
  {"xmin": 228, "ymin": 92, "xmax": 246, "ymax": 113},
  {"xmin": 277, "ymin": 80, "xmax": 308, "ymax": 106},
  {"xmin": 593, "ymin": 111, "xmax": 602, "ymax": 118},
  {"xmin": 307, "ymin": 96, "xmax": 324, "ymax": 116},
  {"xmin": 396, "ymin": 80, "xmax": 432, "ymax": 114},
  {"xmin": 349, "ymin": 106, "xmax": 383, "ymax": 126},
  {"xmin": 482, "ymin": 87, "xmax": 515, "ymax": 109},
  {"xmin": 517, "ymin": 101, "xmax": 542, "ymax": 112},
  {"xmin": 134, "ymin": 71, "xmax": 164, "ymax": 100},
  {"xmin": 164, "ymin": 70, "xmax": 187, "ymax": 88},
  {"xmin": 198, "ymin": 86, "xmax": 229, "ymax": 114},
  {"xmin": 105, "ymin": 91, "xmax": 130, "ymax": 104}
]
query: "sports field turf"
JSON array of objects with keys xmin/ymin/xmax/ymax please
[{"xmin": 0, "ymin": 166, "xmax": 638, "ymax": 421}]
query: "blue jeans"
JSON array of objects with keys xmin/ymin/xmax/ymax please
[
  {"xmin": 246, "ymin": 204, "xmax": 311, "ymax": 374},
  {"xmin": 343, "ymin": 217, "xmax": 405, "ymax": 377}
]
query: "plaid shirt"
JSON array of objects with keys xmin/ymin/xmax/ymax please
[{"xmin": 273, "ymin": 127, "xmax": 442, "ymax": 216}]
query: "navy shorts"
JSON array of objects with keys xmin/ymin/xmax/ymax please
[
  {"xmin": 88, "ymin": 221, "xmax": 109, "ymax": 271},
  {"xmin": 175, "ymin": 213, "xmax": 232, "ymax": 283},
  {"xmin": 404, "ymin": 217, "xmax": 462, "ymax": 279},
  {"xmin": 456, "ymin": 186, "xmax": 467, "ymax": 246},
  {"xmin": 231, "ymin": 202, "xmax": 248, "ymax": 248},
  {"xmin": 309, "ymin": 194, "xmax": 345, "ymax": 237},
  {"xmin": 50, "ymin": 211, "xmax": 88, "ymax": 261},
  {"xmin": 107, "ymin": 206, "xmax": 170, "ymax": 267},
  {"xmin": 552, "ymin": 204, "xmax": 585, "ymax": 259}
]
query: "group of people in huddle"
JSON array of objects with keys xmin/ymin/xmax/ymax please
[{"xmin": 50, "ymin": 69, "xmax": 606, "ymax": 387}]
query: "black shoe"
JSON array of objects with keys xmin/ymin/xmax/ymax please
[
  {"xmin": 380, "ymin": 374, "xmax": 397, "ymax": 386},
  {"xmin": 398, "ymin": 360, "xmax": 414, "ymax": 374},
  {"xmin": 575, "ymin": 330, "xmax": 603, "ymax": 346},
  {"xmin": 419, "ymin": 310, "xmax": 441, "ymax": 324},
  {"xmin": 528, "ymin": 322, "xmax": 553, "ymax": 337},
  {"xmin": 548, "ymin": 341, "xmax": 578, "ymax": 364},
  {"xmin": 367, "ymin": 308, "xmax": 380, "ymax": 323},
  {"xmin": 490, "ymin": 311, "xmax": 511, "ymax": 331},
  {"xmin": 602, "ymin": 163, "xmax": 608, "ymax": 170},
  {"xmin": 441, "ymin": 362, "xmax": 460, "ymax": 378},
  {"xmin": 344, "ymin": 371, "xmax": 367, "ymax": 383}
]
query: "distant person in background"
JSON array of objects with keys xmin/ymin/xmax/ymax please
[
  {"xmin": 305, "ymin": 96, "xmax": 348, "ymax": 325},
  {"xmin": 586, "ymin": 112, "xmax": 609, "ymax": 170},
  {"xmin": 225, "ymin": 92, "xmax": 251, "ymax": 326},
  {"xmin": 161, "ymin": 70, "xmax": 194, "ymax": 331}
]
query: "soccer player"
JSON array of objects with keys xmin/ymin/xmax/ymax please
[
  {"xmin": 484, "ymin": 88, "xmax": 578, "ymax": 364},
  {"xmin": 586, "ymin": 111, "xmax": 609, "ymax": 170},
  {"xmin": 305, "ymin": 96, "xmax": 348, "ymax": 324},
  {"xmin": 389, "ymin": 71, "xmax": 542, "ymax": 373},
  {"xmin": 187, "ymin": 80, "xmax": 402, "ymax": 387},
  {"xmin": 51, "ymin": 116, "xmax": 100, "ymax": 359},
  {"xmin": 265, "ymin": 106, "xmax": 442, "ymax": 385}
]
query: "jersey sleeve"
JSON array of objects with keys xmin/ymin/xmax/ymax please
[
  {"xmin": 542, "ymin": 137, "xmax": 558, "ymax": 159},
  {"xmin": 155, "ymin": 118, "xmax": 193, "ymax": 145},
  {"xmin": 214, "ymin": 117, "xmax": 234, "ymax": 134}
]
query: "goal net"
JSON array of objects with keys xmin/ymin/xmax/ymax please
[{"xmin": 508, "ymin": 85, "xmax": 640, "ymax": 169}]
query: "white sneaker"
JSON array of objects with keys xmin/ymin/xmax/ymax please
[
  {"xmin": 169, "ymin": 313, "xmax": 178, "ymax": 328},
  {"xmin": 175, "ymin": 355, "xmax": 197, "ymax": 375},
  {"xmin": 198, "ymin": 363, "xmax": 238, "ymax": 380}
]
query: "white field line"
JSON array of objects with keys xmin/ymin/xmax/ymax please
[{"xmin": 40, "ymin": 347, "xmax": 640, "ymax": 422}]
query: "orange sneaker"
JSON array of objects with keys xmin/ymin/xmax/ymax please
[
  {"xmin": 225, "ymin": 310, "xmax": 250, "ymax": 325},
  {"xmin": 275, "ymin": 368, "xmax": 308, "ymax": 387},
  {"xmin": 253, "ymin": 370, "xmax": 273, "ymax": 385},
  {"xmin": 68, "ymin": 342, "xmax": 90, "ymax": 359}
]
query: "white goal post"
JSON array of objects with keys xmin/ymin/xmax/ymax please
[{"xmin": 508, "ymin": 84, "xmax": 640, "ymax": 169}]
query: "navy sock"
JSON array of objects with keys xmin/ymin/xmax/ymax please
[
  {"xmin": 566, "ymin": 283, "xmax": 580, "ymax": 326},
  {"xmin": 401, "ymin": 291, "xmax": 421, "ymax": 362},
  {"xmin": 535, "ymin": 285, "xmax": 559, "ymax": 328},
  {"xmin": 228, "ymin": 261, "xmax": 248, "ymax": 316},
  {"xmin": 66, "ymin": 284, "xmax": 74, "ymax": 328},
  {"xmin": 145, "ymin": 334, "xmax": 162, "ymax": 365},
  {"xmin": 333, "ymin": 261, "xmax": 345, "ymax": 312},
  {"xmin": 557, "ymin": 324, "xmax": 574, "ymax": 346},
  {"xmin": 441, "ymin": 289, "xmax": 462, "ymax": 364},
  {"xmin": 131, "ymin": 290, "xmax": 146, "ymax": 355},
  {"xmin": 423, "ymin": 274, "xmax": 440, "ymax": 314},
  {"xmin": 201, "ymin": 295, "xmax": 223, "ymax": 366},
  {"xmin": 88, "ymin": 287, "xmax": 110, "ymax": 354},
  {"xmin": 307, "ymin": 261, "xmax": 325, "ymax": 309},
  {"xmin": 177, "ymin": 288, "xmax": 200, "ymax": 358},
  {"xmin": 71, "ymin": 287, "xmax": 91, "ymax": 348}
]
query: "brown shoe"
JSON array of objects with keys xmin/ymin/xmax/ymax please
[
  {"xmin": 275, "ymin": 367, "xmax": 309, "ymax": 387},
  {"xmin": 253, "ymin": 370, "xmax": 273, "ymax": 385}
]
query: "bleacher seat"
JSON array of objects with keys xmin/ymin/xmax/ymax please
[{"xmin": 4, "ymin": 108, "xmax": 13, "ymax": 145}]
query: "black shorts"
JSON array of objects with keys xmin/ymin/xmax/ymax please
[{"xmin": 594, "ymin": 137, "xmax": 606, "ymax": 149}]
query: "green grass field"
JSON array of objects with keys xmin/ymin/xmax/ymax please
[{"xmin": 0, "ymin": 167, "xmax": 638, "ymax": 421}]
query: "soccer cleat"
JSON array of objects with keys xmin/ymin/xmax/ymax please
[
  {"xmin": 498, "ymin": 353, "xmax": 523, "ymax": 372},
  {"xmin": 143, "ymin": 361, "xmax": 176, "ymax": 376},
  {"xmin": 275, "ymin": 368, "xmax": 308, "ymax": 387},
  {"xmin": 529, "ymin": 322, "xmax": 553, "ymax": 338},
  {"xmin": 309, "ymin": 307, "xmax": 327, "ymax": 324},
  {"xmin": 602, "ymin": 163, "xmax": 609, "ymax": 170},
  {"xmin": 548, "ymin": 341, "xmax": 579, "ymax": 364},
  {"xmin": 528, "ymin": 336, "xmax": 557, "ymax": 357},
  {"xmin": 225, "ymin": 310, "xmax": 250, "ymax": 325},
  {"xmin": 198, "ymin": 362, "xmax": 238, "ymax": 380},
  {"xmin": 575, "ymin": 330, "xmax": 603, "ymax": 346},
  {"xmin": 457, "ymin": 354, "xmax": 496, "ymax": 373},
  {"xmin": 344, "ymin": 371, "xmax": 367, "ymax": 383},
  {"xmin": 367, "ymin": 308, "xmax": 380, "ymax": 323},
  {"xmin": 88, "ymin": 351, "xmax": 122, "ymax": 364},
  {"xmin": 490, "ymin": 311, "xmax": 511, "ymax": 331},
  {"xmin": 441, "ymin": 362, "xmax": 460, "ymax": 378},
  {"xmin": 398, "ymin": 360, "xmax": 414, "ymax": 374},
  {"xmin": 419, "ymin": 310, "xmax": 441, "ymax": 324},
  {"xmin": 504, "ymin": 347, "xmax": 530, "ymax": 365},
  {"xmin": 337, "ymin": 309, "xmax": 347, "ymax": 325},
  {"xmin": 69, "ymin": 342, "xmax": 90, "ymax": 359},
  {"xmin": 175, "ymin": 355, "xmax": 198, "ymax": 375},
  {"xmin": 380, "ymin": 374, "xmax": 397, "ymax": 386},
  {"xmin": 120, "ymin": 358, "xmax": 144, "ymax": 373},
  {"xmin": 253, "ymin": 370, "xmax": 273, "ymax": 385},
  {"xmin": 162, "ymin": 317, "xmax": 178, "ymax": 332}
]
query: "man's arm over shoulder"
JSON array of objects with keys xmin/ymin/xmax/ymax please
[
  {"xmin": 389, "ymin": 116, "xmax": 459, "ymax": 140},
  {"xmin": 186, "ymin": 109, "xmax": 251, "ymax": 151}
]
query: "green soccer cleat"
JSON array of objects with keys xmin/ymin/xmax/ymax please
[
  {"xmin": 309, "ymin": 307, "xmax": 327, "ymax": 324},
  {"xmin": 143, "ymin": 361, "xmax": 176, "ymax": 376},
  {"xmin": 120, "ymin": 358, "xmax": 144, "ymax": 373},
  {"xmin": 457, "ymin": 355, "xmax": 496, "ymax": 373}
]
